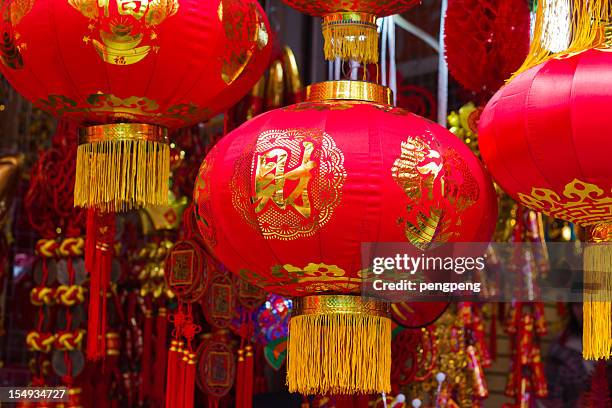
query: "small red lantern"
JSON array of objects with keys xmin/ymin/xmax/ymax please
[
  {"xmin": 0, "ymin": 0, "xmax": 271, "ymax": 211},
  {"xmin": 281, "ymin": 0, "xmax": 420, "ymax": 64},
  {"xmin": 479, "ymin": 46, "xmax": 612, "ymax": 359},
  {"xmin": 195, "ymin": 80, "xmax": 497, "ymax": 395}
]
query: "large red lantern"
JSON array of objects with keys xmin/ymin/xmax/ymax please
[
  {"xmin": 194, "ymin": 80, "xmax": 497, "ymax": 395},
  {"xmin": 281, "ymin": 0, "xmax": 420, "ymax": 64},
  {"xmin": 479, "ymin": 46, "xmax": 612, "ymax": 359},
  {"xmin": 0, "ymin": 0, "xmax": 271, "ymax": 211}
]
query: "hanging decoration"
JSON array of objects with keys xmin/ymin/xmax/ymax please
[
  {"xmin": 196, "ymin": 334, "xmax": 236, "ymax": 408},
  {"xmin": 406, "ymin": 306, "xmax": 490, "ymax": 407},
  {"xmin": 444, "ymin": 0, "xmax": 531, "ymax": 102},
  {"xmin": 447, "ymin": 102, "xmax": 482, "ymax": 159},
  {"xmin": 478, "ymin": 0, "xmax": 612, "ymax": 360},
  {"xmin": 232, "ymin": 274, "xmax": 266, "ymax": 408},
  {"xmin": 0, "ymin": 155, "xmax": 23, "ymax": 342},
  {"xmin": 391, "ymin": 327, "xmax": 436, "ymax": 394},
  {"xmin": 0, "ymin": 0, "xmax": 271, "ymax": 211},
  {"xmin": 280, "ymin": 0, "xmax": 420, "ymax": 64},
  {"xmin": 24, "ymin": 122, "xmax": 87, "ymax": 403},
  {"xmin": 195, "ymin": 80, "xmax": 498, "ymax": 395},
  {"xmin": 164, "ymin": 206, "xmax": 208, "ymax": 408}
]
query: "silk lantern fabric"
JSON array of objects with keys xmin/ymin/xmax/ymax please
[
  {"xmin": 0, "ymin": 0, "xmax": 272, "ymax": 129},
  {"xmin": 479, "ymin": 47, "xmax": 612, "ymax": 360},
  {"xmin": 478, "ymin": 48, "xmax": 611, "ymax": 227},
  {"xmin": 195, "ymin": 82, "xmax": 498, "ymax": 298}
]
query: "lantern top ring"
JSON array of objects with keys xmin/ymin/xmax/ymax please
[
  {"xmin": 304, "ymin": 80, "xmax": 393, "ymax": 105},
  {"xmin": 292, "ymin": 295, "xmax": 390, "ymax": 317},
  {"xmin": 322, "ymin": 12, "xmax": 378, "ymax": 26},
  {"xmin": 79, "ymin": 123, "xmax": 169, "ymax": 144}
]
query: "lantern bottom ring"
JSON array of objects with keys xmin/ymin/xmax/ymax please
[{"xmin": 78, "ymin": 123, "xmax": 169, "ymax": 144}]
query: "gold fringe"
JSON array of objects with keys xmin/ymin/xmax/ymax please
[
  {"xmin": 74, "ymin": 139, "xmax": 170, "ymax": 212},
  {"xmin": 287, "ymin": 302, "xmax": 391, "ymax": 395},
  {"xmin": 322, "ymin": 13, "xmax": 379, "ymax": 64},
  {"xmin": 511, "ymin": 0, "xmax": 610, "ymax": 79},
  {"xmin": 583, "ymin": 241, "xmax": 612, "ymax": 360}
]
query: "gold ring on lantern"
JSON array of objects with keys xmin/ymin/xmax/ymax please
[
  {"xmin": 78, "ymin": 123, "xmax": 169, "ymax": 144},
  {"xmin": 292, "ymin": 294, "xmax": 390, "ymax": 317},
  {"xmin": 304, "ymin": 80, "xmax": 393, "ymax": 105},
  {"xmin": 74, "ymin": 123, "xmax": 170, "ymax": 212}
]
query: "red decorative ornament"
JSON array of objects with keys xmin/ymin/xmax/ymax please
[
  {"xmin": 195, "ymin": 80, "xmax": 497, "ymax": 395},
  {"xmin": 444, "ymin": 0, "xmax": 530, "ymax": 100},
  {"xmin": 0, "ymin": 0, "xmax": 271, "ymax": 210},
  {"xmin": 478, "ymin": 46, "xmax": 612, "ymax": 360}
]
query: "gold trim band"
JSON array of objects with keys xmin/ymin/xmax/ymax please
[
  {"xmin": 292, "ymin": 295, "xmax": 389, "ymax": 318},
  {"xmin": 304, "ymin": 80, "xmax": 393, "ymax": 105},
  {"xmin": 79, "ymin": 123, "xmax": 169, "ymax": 144},
  {"xmin": 322, "ymin": 12, "xmax": 378, "ymax": 26}
]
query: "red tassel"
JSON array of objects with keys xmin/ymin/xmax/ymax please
[
  {"xmin": 244, "ymin": 344, "xmax": 254, "ymax": 408},
  {"xmin": 85, "ymin": 209, "xmax": 96, "ymax": 273},
  {"xmin": 170, "ymin": 343, "xmax": 185, "ymax": 408},
  {"xmin": 184, "ymin": 352, "xmax": 196, "ymax": 408},
  {"xmin": 165, "ymin": 340, "xmax": 179, "ymax": 408},
  {"xmin": 153, "ymin": 307, "xmax": 169, "ymax": 405},
  {"xmin": 140, "ymin": 299, "xmax": 153, "ymax": 404},
  {"xmin": 85, "ymin": 209, "xmax": 115, "ymax": 360},
  {"xmin": 236, "ymin": 347, "xmax": 245, "ymax": 408},
  {"xmin": 586, "ymin": 361, "xmax": 612, "ymax": 408}
]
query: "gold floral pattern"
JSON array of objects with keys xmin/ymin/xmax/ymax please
[
  {"xmin": 392, "ymin": 133, "xmax": 479, "ymax": 249},
  {"xmin": 392, "ymin": 135, "xmax": 441, "ymax": 202},
  {"xmin": 239, "ymin": 263, "xmax": 365, "ymax": 294},
  {"xmin": 0, "ymin": 0, "xmax": 35, "ymax": 69},
  {"xmin": 69, "ymin": 0, "xmax": 179, "ymax": 65},
  {"xmin": 219, "ymin": 0, "xmax": 268, "ymax": 84},
  {"xmin": 37, "ymin": 93, "xmax": 210, "ymax": 128},
  {"xmin": 231, "ymin": 128, "xmax": 346, "ymax": 240},
  {"xmin": 194, "ymin": 149, "xmax": 217, "ymax": 247},
  {"xmin": 518, "ymin": 179, "xmax": 612, "ymax": 226},
  {"xmin": 283, "ymin": 101, "xmax": 356, "ymax": 112}
]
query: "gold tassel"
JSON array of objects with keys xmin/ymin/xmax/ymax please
[
  {"xmin": 511, "ymin": 0, "xmax": 610, "ymax": 79},
  {"xmin": 322, "ymin": 12, "xmax": 379, "ymax": 64},
  {"xmin": 74, "ymin": 123, "xmax": 170, "ymax": 212},
  {"xmin": 583, "ymin": 224, "xmax": 612, "ymax": 360},
  {"xmin": 287, "ymin": 295, "xmax": 391, "ymax": 395}
]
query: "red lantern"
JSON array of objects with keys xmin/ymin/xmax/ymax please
[
  {"xmin": 281, "ymin": 0, "xmax": 419, "ymax": 64},
  {"xmin": 194, "ymin": 80, "xmax": 497, "ymax": 395},
  {"xmin": 478, "ymin": 47, "xmax": 612, "ymax": 359},
  {"xmin": 0, "ymin": 0, "xmax": 271, "ymax": 210}
]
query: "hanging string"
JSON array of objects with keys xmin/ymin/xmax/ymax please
[
  {"xmin": 437, "ymin": 0, "xmax": 449, "ymax": 126},
  {"xmin": 388, "ymin": 15, "xmax": 397, "ymax": 105},
  {"xmin": 334, "ymin": 57, "xmax": 341, "ymax": 80},
  {"xmin": 380, "ymin": 17, "xmax": 388, "ymax": 86}
]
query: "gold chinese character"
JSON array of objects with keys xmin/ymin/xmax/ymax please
[
  {"xmin": 116, "ymin": 0, "xmax": 150, "ymax": 19},
  {"xmin": 253, "ymin": 141, "xmax": 316, "ymax": 218}
]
